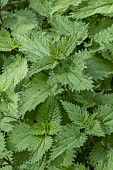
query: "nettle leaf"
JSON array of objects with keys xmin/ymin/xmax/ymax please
[
  {"xmin": 28, "ymin": 57, "xmax": 58, "ymax": 76},
  {"xmin": 50, "ymin": 125, "xmax": 87, "ymax": 160},
  {"xmin": 8, "ymin": 123, "xmax": 32, "ymax": 152},
  {"xmin": 32, "ymin": 97, "xmax": 61, "ymax": 135},
  {"xmin": 74, "ymin": 91, "xmax": 96, "ymax": 108},
  {"xmin": 86, "ymin": 119, "xmax": 105, "ymax": 137},
  {"xmin": 2, "ymin": 0, "xmax": 113, "ymax": 169},
  {"xmin": 95, "ymin": 152, "xmax": 113, "ymax": 170},
  {"xmin": 0, "ymin": 92, "xmax": 19, "ymax": 118},
  {"xmin": 84, "ymin": 104, "xmax": 113, "ymax": 137},
  {"xmin": 94, "ymin": 105, "xmax": 113, "ymax": 135},
  {"xmin": 29, "ymin": 0, "xmax": 82, "ymax": 16},
  {"xmin": 11, "ymin": 9, "xmax": 37, "ymax": 34},
  {"xmin": 67, "ymin": 70, "xmax": 93, "ymax": 91},
  {"xmin": 95, "ymin": 93, "xmax": 113, "ymax": 106},
  {"xmin": 13, "ymin": 31, "xmax": 50, "ymax": 62},
  {"xmin": 60, "ymin": 149, "xmax": 75, "ymax": 168},
  {"xmin": 1, "ymin": 11, "xmax": 15, "ymax": 28},
  {"xmin": 50, "ymin": 50, "xmax": 94, "ymax": 91},
  {"xmin": 59, "ymin": 31, "xmax": 87, "ymax": 57},
  {"xmin": 51, "ymin": 0, "xmax": 83, "ymax": 14},
  {"xmin": 61, "ymin": 100, "xmax": 89, "ymax": 126},
  {"xmin": 50, "ymin": 15, "xmax": 88, "ymax": 36},
  {"xmin": 8, "ymin": 122, "xmax": 53, "ymax": 163},
  {"xmin": 0, "ymin": 56, "xmax": 28, "ymax": 92},
  {"xmin": 89, "ymin": 17, "xmax": 113, "ymax": 36},
  {"xmin": 19, "ymin": 161, "xmax": 46, "ymax": 170},
  {"xmin": 89, "ymin": 142, "xmax": 109, "ymax": 165},
  {"xmin": 2, "ymin": 9, "xmax": 37, "ymax": 34},
  {"xmin": 0, "ymin": 132, "xmax": 13, "ymax": 166},
  {"xmin": 93, "ymin": 24, "xmax": 113, "ymax": 49},
  {"xmin": 0, "ymin": 117, "xmax": 15, "ymax": 132},
  {"xmin": 86, "ymin": 57, "xmax": 113, "ymax": 80},
  {"xmin": 18, "ymin": 83, "xmax": 50, "ymax": 116},
  {"xmin": 72, "ymin": 0, "xmax": 113, "ymax": 19},
  {"xmin": 28, "ymin": 135, "xmax": 53, "ymax": 163},
  {"xmin": 50, "ymin": 148, "xmax": 75, "ymax": 168},
  {"xmin": 0, "ymin": 27, "xmax": 17, "ymax": 51},
  {"xmin": 29, "ymin": 0, "xmax": 51, "ymax": 17},
  {"xmin": 18, "ymin": 74, "xmax": 60, "ymax": 116},
  {"xmin": 61, "ymin": 100, "xmax": 106, "ymax": 137},
  {"xmin": 21, "ymin": 159, "xmax": 47, "ymax": 170},
  {"xmin": 72, "ymin": 163, "xmax": 89, "ymax": 170}
]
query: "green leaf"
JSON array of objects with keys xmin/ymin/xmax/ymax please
[
  {"xmin": 29, "ymin": 136, "xmax": 53, "ymax": 163},
  {"xmin": 19, "ymin": 161, "xmax": 45, "ymax": 170},
  {"xmin": 89, "ymin": 17, "xmax": 113, "ymax": 36},
  {"xmin": 0, "ymin": 92, "xmax": 19, "ymax": 118},
  {"xmin": 2, "ymin": 9, "xmax": 37, "ymax": 34},
  {"xmin": 0, "ymin": 116, "xmax": 15, "ymax": 132},
  {"xmin": 0, "ymin": 56, "xmax": 28, "ymax": 92},
  {"xmin": 51, "ymin": 0, "xmax": 82, "ymax": 14},
  {"xmin": 50, "ymin": 149, "xmax": 75, "ymax": 168},
  {"xmin": 95, "ymin": 153, "xmax": 113, "ymax": 170},
  {"xmin": 61, "ymin": 100, "xmax": 89, "ymax": 126},
  {"xmin": 95, "ymin": 93, "xmax": 113, "ymax": 106},
  {"xmin": 48, "ymin": 166, "xmax": 62, "ymax": 170},
  {"xmin": 89, "ymin": 142, "xmax": 109, "ymax": 165},
  {"xmin": 28, "ymin": 57, "xmax": 58, "ymax": 76},
  {"xmin": 59, "ymin": 31, "xmax": 87, "ymax": 57},
  {"xmin": 8, "ymin": 122, "xmax": 53, "ymax": 163},
  {"xmin": 68, "ymin": 70, "xmax": 93, "ymax": 91},
  {"xmin": 73, "ymin": 163, "xmax": 89, "ymax": 170},
  {"xmin": 94, "ymin": 105, "xmax": 113, "ymax": 135},
  {"xmin": 29, "ymin": 0, "xmax": 51, "ymax": 17},
  {"xmin": 50, "ymin": 50, "xmax": 94, "ymax": 91},
  {"xmin": 86, "ymin": 119, "xmax": 105, "ymax": 137},
  {"xmin": 18, "ymin": 75, "xmax": 58, "ymax": 116},
  {"xmin": 1, "ymin": 0, "xmax": 113, "ymax": 168},
  {"xmin": 74, "ymin": 91, "xmax": 96, "ymax": 108},
  {"xmin": 61, "ymin": 149, "xmax": 75, "ymax": 168},
  {"xmin": 14, "ymin": 31, "xmax": 50, "ymax": 61},
  {"xmin": 1, "ymin": 166, "xmax": 12, "ymax": 170},
  {"xmin": 0, "ymin": 28, "xmax": 17, "ymax": 51},
  {"xmin": 8, "ymin": 123, "xmax": 32, "ymax": 152},
  {"xmin": 72, "ymin": 0, "xmax": 113, "ymax": 19},
  {"xmin": 50, "ymin": 125, "xmax": 87, "ymax": 160},
  {"xmin": 51, "ymin": 15, "xmax": 88, "ymax": 36},
  {"xmin": 51, "ymin": 68, "xmax": 93, "ymax": 92},
  {"xmin": 11, "ymin": 151, "xmax": 29, "ymax": 168},
  {"xmin": 32, "ymin": 97, "xmax": 61, "ymax": 135},
  {"xmin": 0, "ymin": 0, "xmax": 8, "ymax": 7},
  {"xmin": 86, "ymin": 57, "xmax": 113, "ymax": 80},
  {"xmin": 93, "ymin": 24, "xmax": 113, "ymax": 49},
  {"xmin": 11, "ymin": 9, "xmax": 37, "ymax": 34}
]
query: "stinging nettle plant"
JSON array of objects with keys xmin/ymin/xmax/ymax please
[{"xmin": 1, "ymin": 0, "xmax": 113, "ymax": 169}]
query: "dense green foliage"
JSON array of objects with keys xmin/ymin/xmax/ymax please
[{"xmin": 1, "ymin": 0, "xmax": 113, "ymax": 169}]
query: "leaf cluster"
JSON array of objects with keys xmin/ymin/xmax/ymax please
[{"xmin": 1, "ymin": 0, "xmax": 113, "ymax": 169}]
